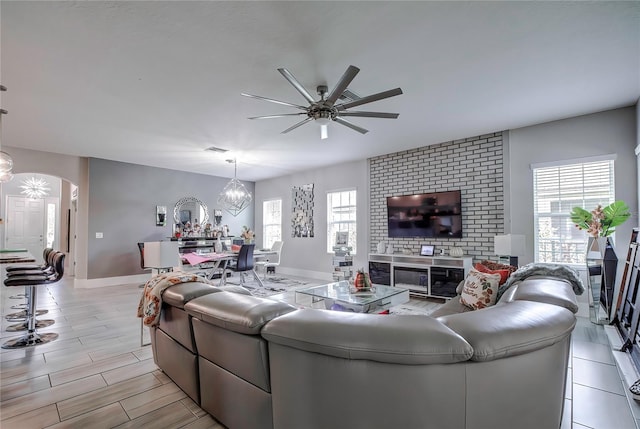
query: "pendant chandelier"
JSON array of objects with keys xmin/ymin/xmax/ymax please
[
  {"xmin": 0, "ymin": 84, "xmax": 13, "ymax": 183},
  {"xmin": 20, "ymin": 177, "xmax": 50, "ymax": 199},
  {"xmin": 217, "ymin": 159, "xmax": 252, "ymax": 216}
]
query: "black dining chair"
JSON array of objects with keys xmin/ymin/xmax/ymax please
[{"xmin": 226, "ymin": 243, "xmax": 258, "ymax": 287}]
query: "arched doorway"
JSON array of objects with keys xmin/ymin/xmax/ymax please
[{"xmin": 0, "ymin": 172, "xmax": 76, "ymax": 273}]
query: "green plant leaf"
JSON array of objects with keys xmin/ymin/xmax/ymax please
[
  {"xmin": 601, "ymin": 200, "xmax": 631, "ymax": 236},
  {"xmin": 570, "ymin": 206, "xmax": 592, "ymax": 230}
]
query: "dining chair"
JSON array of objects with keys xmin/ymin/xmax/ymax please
[
  {"xmin": 256, "ymin": 241, "xmax": 283, "ymax": 279},
  {"xmin": 227, "ymin": 243, "xmax": 258, "ymax": 287}
]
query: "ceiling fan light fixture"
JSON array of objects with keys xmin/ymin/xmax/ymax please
[{"xmin": 242, "ymin": 65, "xmax": 402, "ymax": 139}]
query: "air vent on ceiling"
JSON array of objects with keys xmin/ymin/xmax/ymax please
[{"xmin": 206, "ymin": 146, "xmax": 229, "ymax": 153}]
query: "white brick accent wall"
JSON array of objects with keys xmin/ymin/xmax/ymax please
[{"xmin": 369, "ymin": 132, "xmax": 505, "ymax": 262}]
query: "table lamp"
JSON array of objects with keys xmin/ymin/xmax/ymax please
[{"xmin": 494, "ymin": 234, "xmax": 526, "ymax": 267}]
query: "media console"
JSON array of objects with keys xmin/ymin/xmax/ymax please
[{"xmin": 369, "ymin": 253, "xmax": 473, "ymax": 299}]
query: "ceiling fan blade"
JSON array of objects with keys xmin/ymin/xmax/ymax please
[
  {"xmin": 334, "ymin": 117, "xmax": 369, "ymax": 134},
  {"xmin": 320, "ymin": 124, "xmax": 328, "ymax": 140},
  {"xmin": 325, "ymin": 65, "xmax": 360, "ymax": 105},
  {"xmin": 336, "ymin": 88, "xmax": 403, "ymax": 110},
  {"xmin": 338, "ymin": 111, "xmax": 399, "ymax": 119},
  {"xmin": 278, "ymin": 68, "xmax": 316, "ymax": 104},
  {"xmin": 241, "ymin": 93, "xmax": 307, "ymax": 110},
  {"xmin": 281, "ymin": 117, "xmax": 314, "ymax": 134},
  {"xmin": 248, "ymin": 113, "xmax": 307, "ymax": 120}
]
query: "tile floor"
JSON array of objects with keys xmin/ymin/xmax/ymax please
[{"xmin": 1, "ymin": 273, "xmax": 639, "ymax": 428}]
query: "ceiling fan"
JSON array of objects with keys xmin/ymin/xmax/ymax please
[{"xmin": 241, "ymin": 65, "xmax": 402, "ymax": 139}]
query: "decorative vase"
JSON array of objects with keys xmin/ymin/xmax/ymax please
[
  {"xmin": 449, "ymin": 247, "xmax": 464, "ymax": 257},
  {"xmin": 354, "ymin": 270, "xmax": 372, "ymax": 291},
  {"xmin": 376, "ymin": 241, "xmax": 387, "ymax": 254},
  {"xmin": 586, "ymin": 237, "xmax": 608, "ymax": 260}
]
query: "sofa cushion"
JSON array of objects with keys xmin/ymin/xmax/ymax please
[
  {"xmin": 430, "ymin": 296, "xmax": 474, "ymax": 318},
  {"xmin": 460, "ymin": 268, "xmax": 501, "ymax": 310},
  {"xmin": 262, "ymin": 309, "xmax": 473, "ymax": 365},
  {"xmin": 185, "ymin": 291, "xmax": 297, "ymax": 335},
  {"xmin": 162, "ymin": 281, "xmax": 222, "ymax": 309}
]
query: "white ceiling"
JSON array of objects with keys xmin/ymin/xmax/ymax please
[{"xmin": 1, "ymin": 1, "xmax": 638, "ymax": 182}]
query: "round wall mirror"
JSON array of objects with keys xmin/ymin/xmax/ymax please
[{"xmin": 174, "ymin": 196, "xmax": 209, "ymax": 226}]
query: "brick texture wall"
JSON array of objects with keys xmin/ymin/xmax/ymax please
[{"xmin": 369, "ymin": 132, "xmax": 505, "ymax": 262}]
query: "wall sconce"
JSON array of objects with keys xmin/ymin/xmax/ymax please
[
  {"xmin": 156, "ymin": 205, "xmax": 167, "ymax": 226},
  {"xmin": 494, "ymin": 234, "xmax": 526, "ymax": 266}
]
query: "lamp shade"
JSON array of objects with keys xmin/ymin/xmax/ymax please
[
  {"xmin": 143, "ymin": 241, "xmax": 181, "ymax": 269},
  {"xmin": 494, "ymin": 234, "xmax": 526, "ymax": 256}
]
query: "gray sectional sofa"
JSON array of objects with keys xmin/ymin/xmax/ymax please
[{"xmin": 150, "ymin": 276, "xmax": 578, "ymax": 429}]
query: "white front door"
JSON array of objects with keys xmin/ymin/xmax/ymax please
[{"xmin": 6, "ymin": 196, "xmax": 45, "ymax": 263}]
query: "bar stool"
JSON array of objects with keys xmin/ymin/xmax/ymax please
[
  {"xmin": 5, "ymin": 249, "xmax": 57, "ymax": 320},
  {"xmin": 6, "ymin": 248, "xmax": 54, "ymax": 300},
  {"xmin": 2, "ymin": 251, "xmax": 65, "ymax": 349}
]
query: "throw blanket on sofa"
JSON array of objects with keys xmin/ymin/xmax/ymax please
[
  {"xmin": 497, "ymin": 263, "xmax": 585, "ymax": 302},
  {"xmin": 137, "ymin": 271, "xmax": 215, "ymax": 327}
]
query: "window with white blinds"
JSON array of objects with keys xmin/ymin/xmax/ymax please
[
  {"xmin": 262, "ymin": 199, "xmax": 282, "ymax": 249},
  {"xmin": 327, "ymin": 189, "xmax": 357, "ymax": 254},
  {"xmin": 533, "ymin": 159, "xmax": 615, "ymax": 265}
]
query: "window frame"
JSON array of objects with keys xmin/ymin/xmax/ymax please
[
  {"xmin": 262, "ymin": 198, "xmax": 282, "ymax": 249},
  {"xmin": 326, "ymin": 188, "xmax": 357, "ymax": 254},
  {"xmin": 532, "ymin": 155, "xmax": 615, "ymax": 266}
]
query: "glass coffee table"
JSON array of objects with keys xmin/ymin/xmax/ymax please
[{"xmin": 295, "ymin": 281, "xmax": 409, "ymax": 313}]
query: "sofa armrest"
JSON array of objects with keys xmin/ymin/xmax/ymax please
[
  {"xmin": 498, "ymin": 277, "xmax": 579, "ymax": 313},
  {"xmin": 262, "ymin": 309, "xmax": 473, "ymax": 365},
  {"xmin": 438, "ymin": 300, "xmax": 576, "ymax": 362}
]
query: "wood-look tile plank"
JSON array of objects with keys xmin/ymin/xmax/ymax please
[
  {"xmin": 152, "ymin": 369, "xmax": 173, "ymax": 384},
  {"xmin": 180, "ymin": 414, "xmax": 226, "ymax": 429},
  {"xmin": 120, "ymin": 383, "xmax": 186, "ymax": 419},
  {"xmin": 181, "ymin": 397, "xmax": 209, "ymax": 418},
  {"xmin": 0, "ymin": 403, "xmax": 60, "ymax": 429},
  {"xmin": 50, "ymin": 353, "xmax": 140, "ymax": 386},
  {"xmin": 101, "ymin": 358, "xmax": 158, "ymax": 385},
  {"xmin": 132, "ymin": 346, "xmax": 153, "ymax": 361},
  {"xmin": 113, "ymin": 400, "xmax": 197, "ymax": 429},
  {"xmin": 0, "ymin": 373, "xmax": 106, "ymax": 421},
  {"xmin": 1, "ymin": 353, "xmax": 93, "ymax": 386},
  {"xmin": 1, "ymin": 374, "xmax": 51, "ymax": 401},
  {"xmin": 45, "ymin": 402, "xmax": 130, "ymax": 429},
  {"xmin": 56, "ymin": 372, "xmax": 162, "ymax": 421}
]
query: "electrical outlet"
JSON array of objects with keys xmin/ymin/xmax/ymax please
[{"xmin": 96, "ymin": 232, "xmax": 103, "ymax": 239}]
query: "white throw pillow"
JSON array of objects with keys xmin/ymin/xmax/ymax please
[{"xmin": 460, "ymin": 267, "xmax": 501, "ymax": 310}]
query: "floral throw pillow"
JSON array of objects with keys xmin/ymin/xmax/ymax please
[
  {"xmin": 460, "ymin": 268, "xmax": 501, "ymax": 310},
  {"xmin": 474, "ymin": 262, "xmax": 511, "ymax": 285}
]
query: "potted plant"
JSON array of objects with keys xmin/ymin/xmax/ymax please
[
  {"xmin": 570, "ymin": 200, "xmax": 631, "ymax": 258},
  {"xmin": 570, "ymin": 200, "xmax": 631, "ymax": 238}
]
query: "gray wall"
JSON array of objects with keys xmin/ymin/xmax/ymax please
[
  {"xmin": 87, "ymin": 158, "xmax": 254, "ymax": 279},
  {"xmin": 254, "ymin": 159, "xmax": 369, "ymax": 280},
  {"xmin": 508, "ymin": 106, "xmax": 638, "ymax": 265}
]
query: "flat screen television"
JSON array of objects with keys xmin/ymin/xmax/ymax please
[{"xmin": 387, "ymin": 190, "xmax": 462, "ymax": 238}]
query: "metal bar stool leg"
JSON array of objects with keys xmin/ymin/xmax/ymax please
[{"xmin": 2, "ymin": 285, "xmax": 58, "ymax": 349}]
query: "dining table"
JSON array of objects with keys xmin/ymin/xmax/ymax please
[
  {"xmin": 0, "ymin": 249, "xmax": 36, "ymax": 264},
  {"xmin": 180, "ymin": 249, "xmax": 276, "ymax": 288}
]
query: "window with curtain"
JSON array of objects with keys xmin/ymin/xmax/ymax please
[
  {"xmin": 533, "ymin": 158, "xmax": 615, "ymax": 265},
  {"xmin": 262, "ymin": 199, "xmax": 282, "ymax": 249},
  {"xmin": 327, "ymin": 189, "xmax": 357, "ymax": 254}
]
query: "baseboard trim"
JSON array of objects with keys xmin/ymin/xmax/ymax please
[{"xmin": 74, "ymin": 274, "xmax": 150, "ymax": 289}]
